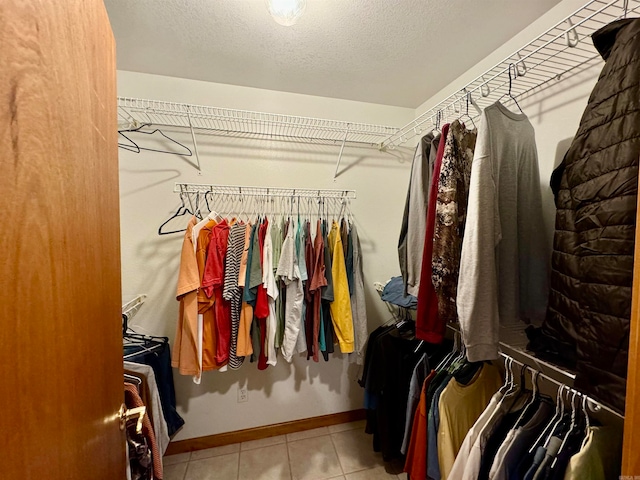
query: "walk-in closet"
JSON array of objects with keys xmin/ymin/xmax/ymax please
[{"xmin": 2, "ymin": 0, "xmax": 640, "ymax": 479}]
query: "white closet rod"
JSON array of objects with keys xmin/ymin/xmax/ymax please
[
  {"xmin": 446, "ymin": 323, "xmax": 624, "ymax": 419},
  {"xmin": 174, "ymin": 183, "xmax": 357, "ymax": 199},
  {"xmin": 500, "ymin": 351, "xmax": 624, "ymax": 420},
  {"xmin": 380, "ymin": 0, "xmax": 639, "ymax": 149}
]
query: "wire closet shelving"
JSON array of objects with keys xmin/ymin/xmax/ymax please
[
  {"xmin": 117, "ymin": 97, "xmax": 399, "ymax": 148},
  {"xmin": 117, "ymin": 0, "xmax": 637, "ymax": 163},
  {"xmin": 174, "ymin": 183, "xmax": 356, "ymax": 199},
  {"xmin": 380, "ymin": 0, "xmax": 639, "ymax": 149}
]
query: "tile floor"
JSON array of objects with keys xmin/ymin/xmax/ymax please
[{"xmin": 163, "ymin": 420, "xmax": 406, "ymax": 480}]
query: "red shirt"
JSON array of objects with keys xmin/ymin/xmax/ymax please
[
  {"xmin": 202, "ymin": 220, "xmax": 232, "ymax": 365},
  {"xmin": 416, "ymin": 124, "xmax": 449, "ymax": 342}
]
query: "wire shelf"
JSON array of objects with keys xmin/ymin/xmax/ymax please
[
  {"xmin": 118, "ymin": 97, "xmax": 399, "ymax": 148},
  {"xmin": 173, "ymin": 183, "xmax": 357, "ymax": 199},
  {"xmin": 380, "ymin": 0, "xmax": 639, "ymax": 149}
]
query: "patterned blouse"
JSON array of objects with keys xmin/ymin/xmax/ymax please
[{"xmin": 431, "ymin": 120, "xmax": 477, "ymax": 323}]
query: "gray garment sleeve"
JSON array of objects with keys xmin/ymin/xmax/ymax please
[
  {"xmin": 400, "ymin": 353, "xmax": 429, "ymax": 454},
  {"xmin": 405, "ymin": 133, "xmax": 434, "ymax": 297},
  {"xmin": 350, "ymin": 223, "xmax": 368, "ymax": 363}
]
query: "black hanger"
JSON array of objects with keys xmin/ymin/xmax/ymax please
[
  {"xmin": 119, "ymin": 123, "xmax": 193, "ymax": 156},
  {"xmin": 459, "ymin": 93, "xmax": 477, "ymax": 129},
  {"xmin": 499, "ymin": 64, "xmax": 524, "ymax": 114},
  {"xmin": 158, "ymin": 193, "xmax": 193, "ymax": 235}
]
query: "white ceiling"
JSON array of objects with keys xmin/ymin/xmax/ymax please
[{"xmin": 104, "ymin": 0, "xmax": 562, "ymax": 108}]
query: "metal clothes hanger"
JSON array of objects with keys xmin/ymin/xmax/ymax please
[
  {"xmin": 498, "ymin": 64, "xmax": 525, "ymax": 114},
  {"xmin": 530, "ymin": 385, "xmax": 567, "ymax": 454},
  {"xmin": 513, "ymin": 369, "xmax": 544, "ymax": 428},
  {"xmin": 459, "ymin": 92, "xmax": 477, "ymax": 130},
  {"xmin": 551, "ymin": 390, "xmax": 581, "ymax": 469},
  {"xmin": 124, "ymin": 373, "xmax": 142, "ymax": 386},
  {"xmin": 118, "ymin": 124, "xmax": 193, "ymax": 156},
  {"xmin": 158, "ymin": 193, "xmax": 193, "ymax": 235}
]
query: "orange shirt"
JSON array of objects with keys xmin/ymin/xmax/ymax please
[
  {"xmin": 172, "ymin": 217, "xmax": 201, "ymax": 377},
  {"xmin": 404, "ymin": 371, "xmax": 437, "ymax": 480},
  {"xmin": 196, "ymin": 221, "xmax": 226, "ymax": 371}
]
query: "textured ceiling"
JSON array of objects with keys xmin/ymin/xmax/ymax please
[{"xmin": 104, "ymin": 0, "xmax": 562, "ymax": 108}]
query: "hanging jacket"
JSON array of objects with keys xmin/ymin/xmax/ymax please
[{"xmin": 534, "ymin": 18, "xmax": 640, "ymax": 414}]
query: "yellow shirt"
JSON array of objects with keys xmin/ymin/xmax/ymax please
[
  {"xmin": 328, "ymin": 221, "xmax": 354, "ymax": 353},
  {"xmin": 437, "ymin": 362, "xmax": 503, "ymax": 479},
  {"xmin": 563, "ymin": 426, "xmax": 622, "ymax": 480}
]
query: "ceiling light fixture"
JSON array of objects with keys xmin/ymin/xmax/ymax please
[{"xmin": 265, "ymin": 0, "xmax": 307, "ymax": 26}]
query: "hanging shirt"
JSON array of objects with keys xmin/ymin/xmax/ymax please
[
  {"xmin": 202, "ymin": 220, "xmax": 231, "ymax": 366},
  {"xmin": 196, "ymin": 221, "xmax": 223, "ymax": 373},
  {"xmin": 457, "ymin": 102, "xmax": 548, "ymax": 362},
  {"xmin": 256, "ymin": 218, "xmax": 270, "ymax": 370},
  {"xmin": 448, "ymin": 390, "xmax": 503, "ymax": 479},
  {"xmin": 222, "ymin": 222, "xmax": 246, "ymax": 370},
  {"xmin": 436, "ymin": 363, "xmax": 503, "ymax": 479},
  {"xmin": 276, "ymin": 221, "xmax": 304, "ymax": 362},
  {"xmin": 562, "ymin": 425, "xmax": 623, "ymax": 480},
  {"xmin": 431, "ymin": 120, "xmax": 477, "ymax": 334},
  {"xmin": 403, "ymin": 371, "xmax": 437, "ymax": 480},
  {"xmin": 427, "ymin": 375, "xmax": 452, "ymax": 480},
  {"xmin": 401, "ymin": 133, "xmax": 436, "ymax": 297},
  {"xmin": 123, "ymin": 361, "xmax": 171, "ymax": 456},
  {"xmin": 416, "ymin": 123, "xmax": 450, "ymax": 343},
  {"xmin": 487, "ymin": 399, "xmax": 553, "ymax": 480},
  {"xmin": 350, "ymin": 223, "xmax": 368, "ymax": 363},
  {"xmin": 236, "ymin": 223, "xmax": 254, "ymax": 358},
  {"xmin": 460, "ymin": 386, "xmax": 532, "ymax": 480},
  {"xmin": 172, "ymin": 217, "xmax": 201, "ymax": 377},
  {"xmin": 303, "ymin": 220, "xmax": 317, "ymax": 360},
  {"xmin": 263, "ymin": 219, "xmax": 279, "ymax": 367},
  {"xmin": 401, "ymin": 353, "xmax": 430, "ymax": 455},
  {"xmin": 278, "ymin": 218, "xmax": 290, "ymax": 351},
  {"xmin": 328, "ymin": 220, "xmax": 354, "ymax": 353},
  {"xmin": 271, "ymin": 220, "xmax": 284, "ymax": 349},
  {"xmin": 345, "ymin": 223, "xmax": 354, "ymax": 294},
  {"xmin": 321, "ymin": 220, "xmax": 335, "ymax": 360},
  {"xmin": 243, "ymin": 224, "xmax": 258, "ymax": 305},
  {"xmin": 294, "ymin": 219, "xmax": 309, "ymax": 355},
  {"xmin": 309, "ymin": 219, "xmax": 328, "ymax": 362}
]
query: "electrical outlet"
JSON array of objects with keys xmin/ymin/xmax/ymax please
[{"xmin": 237, "ymin": 386, "xmax": 248, "ymax": 403}]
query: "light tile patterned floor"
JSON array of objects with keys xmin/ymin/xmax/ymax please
[{"xmin": 163, "ymin": 420, "xmax": 406, "ymax": 480}]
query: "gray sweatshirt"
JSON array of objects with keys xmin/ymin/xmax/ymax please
[
  {"xmin": 402, "ymin": 133, "xmax": 437, "ymax": 297},
  {"xmin": 457, "ymin": 102, "xmax": 548, "ymax": 362}
]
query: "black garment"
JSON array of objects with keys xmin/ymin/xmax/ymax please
[
  {"xmin": 362, "ymin": 325, "xmax": 396, "ymax": 448},
  {"xmin": 526, "ymin": 325, "xmax": 576, "ymax": 371},
  {"xmin": 125, "ymin": 342, "xmax": 185, "ymax": 437},
  {"xmin": 502, "ymin": 399, "xmax": 555, "ymax": 480},
  {"xmin": 478, "ymin": 403, "xmax": 527, "ymax": 480},
  {"xmin": 515, "ymin": 416, "xmax": 570, "ymax": 480},
  {"xmin": 364, "ymin": 327, "xmax": 425, "ymax": 461},
  {"xmin": 546, "ymin": 427, "xmax": 586, "ymax": 480},
  {"xmin": 531, "ymin": 435, "xmax": 563, "ymax": 480},
  {"xmin": 534, "ymin": 18, "xmax": 640, "ymax": 414},
  {"xmin": 524, "ymin": 445, "xmax": 548, "ymax": 480}
]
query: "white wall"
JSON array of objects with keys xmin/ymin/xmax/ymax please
[{"xmin": 118, "ymin": 71, "xmax": 416, "ymax": 441}]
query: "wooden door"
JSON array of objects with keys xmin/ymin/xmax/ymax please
[
  {"xmin": 623, "ymin": 194, "xmax": 640, "ymax": 475},
  {"xmin": 0, "ymin": 1, "xmax": 124, "ymax": 479}
]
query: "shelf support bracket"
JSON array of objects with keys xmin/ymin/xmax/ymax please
[
  {"xmin": 334, "ymin": 124, "xmax": 350, "ymax": 182},
  {"xmin": 186, "ymin": 109, "xmax": 202, "ymax": 175}
]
